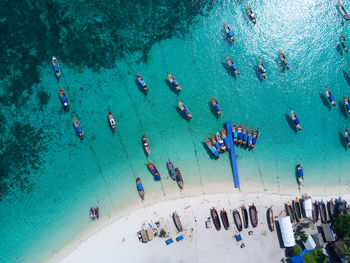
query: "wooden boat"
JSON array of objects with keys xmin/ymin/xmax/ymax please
[
  {"xmin": 220, "ymin": 209, "xmax": 230, "ymax": 230},
  {"xmin": 338, "ymin": 3, "xmax": 349, "ymax": 20},
  {"xmin": 173, "ymin": 212, "xmax": 183, "ymax": 232},
  {"xmin": 58, "ymin": 88, "xmax": 69, "ymax": 110},
  {"xmin": 259, "ymin": 58, "xmax": 267, "ymax": 78},
  {"xmin": 226, "ymin": 56, "xmax": 240, "ymax": 74},
  {"xmin": 286, "ymin": 202, "xmax": 295, "ymax": 222},
  {"xmin": 147, "ymin": 161, "xmax": 161, "ymax": 181},
  {"xmin": 250, "ymin": 129, "xmax": 259, "ymax": 149},
  {"xmin": 279, "ymin": 51, "xmax": 290, "ymax": 69},
  {"xmin": 168, "ymin": 74, "xmax": 181, "ymax": 91},
  {"xmin": 345, "ymin": 128, "xmax": 350, "ymax": 148},
  {"xmin": 167, "ymin": 160, "xmax": 176, "ymax": 180},
  {"xmin": 108, "ymin": 111, "xmax": 116, "ymax": 132},
  {"xmin": 175, "ymin": 168, "xmax": 184, "ymax": 190},
  {"xmin": 232, "ymin": 123, "xmax": 238, "ymax": 144},
  {"xmin": 341, "ymin": 33, "xmax": 349, "ymax": 52},
  {"xmin": 319, "ymin": 200, "xmax": 328, "ymax": 223},
  {"xmin": 241, "ymin": 205, "xmax": 249, "ymax": 228},
  {"xmin": 247, "ymin": 127, "xmax": 254, "ymax": 147},
  {"xmin": 222, "ymin": 128, "xmax": 230, "ymax": 149},
  {"xmin": 344, "ymin": 96, "xmax": 350, "ymax": 114},
  {"xmin": 312, "ymin": 201, "xmax": 319, "ymax": 223},
  {"xmin": 212, "ymin": 97, "xmax": 222, "ymax": 116},
  {"xmin": 297, "ymin": 164, "xmax": 304, "ymax": 186},
  {"xmin": 205, "ymin": 137, "xmax": 219, "ymax": 158},
  {"xmin": 136, "ymin": 73, "xmax": 148, "ymax": 93},
  {"xmin": 224, "ymin": 23, "xmax": 235, "ymax": 42},
  {"xmin": 136, "ymin": 177, "xmax": 145, "ymax": 200},
  {"xmin": 328, "ymin": 199, "xmax": 336, "ymax": 220},
  {"xmin": 325, "ymin": 88, "xmax": 336, "ymax": 106},
  {"xmin": 268, "ymin": 206, "xmax": 274, "ymax": 231},
  {"xmin": 293, "ymin": 199, "xmax": 302, "ymax": 222},
  {"xmin": 242, "ymin": 125, "xmax": 248, "ymax": 146},
  {"xmin": 215, "ymin": 131, "xmax": 226, "ymax": 152},
  {"xmin": 73, "ymin": 117, "xmax": 84, "ymax": 139},
  {"xmin": 233, "ymin": 209, "xmax": 243, "ymax": 231},
  {"xmin": 211, "ymin": 133, "xmax": 221, "ymax": 152},
  {"xmin": 211, "ymin": 208, "xmax": 221, "ymax": 231},
  {"xmin": 237, "ymin": 124, "xmax": 243, "ymax": 144},
  {"xmin": 177, "ymin": 100, "xmax": 192, "ymax": 119},
  {"xmin": 52, "ymin": 56, "xmax": 60, "ymax": 79},
  {"xmin": 291, "ymin": 110, "xmax": 302, "ymax": 130},
  {"xmin": 142, "ymin": 135, "xmax": 151, "ymax": 155},
  {"xmin": 246, "ymin": 5, "xmax": 257, "ymax": 24},
  {"xmin": 249, "ymin": 204, "xmax": 258, "ymax": 227}
]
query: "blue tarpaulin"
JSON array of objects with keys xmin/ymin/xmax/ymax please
[
  {"xmin": 172, "ymin": 80, "xmax": 178, "ymax": 87},
  {"xmin": 228, "ymin": 31, "xmax": 234, "ymax": 37},
  {"xmin": 176, "ymin": 235, "xmax": 184, "ymax": 242},
  {"xmin": 165, "ymin": 238, "xmax": 173, "ymax": 245},
  {"xmin": 76, "ymin": 126, "xmax": 82, "ymax": 133},
  {"xmin": 235, "ymin": 234, "xmax": 242, "ymax": 241},
  {"xmin": 54, "ymin": 65, "xmax": 59, "ymax": 72},
  {"xmin": 137, "ymin": 184, "xmax": 143, "ymax": 191},
  {"xmin": 290, "ymin": 249, "xmax": 313, "ymax": 263}
]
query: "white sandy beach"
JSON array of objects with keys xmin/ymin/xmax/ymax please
[{"xmin": 48, "ymin": 181, "xmax": 350, "ymax": 263}]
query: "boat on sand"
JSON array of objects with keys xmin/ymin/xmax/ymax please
[
  {"xmin": 319, "ymin": 200, "xmax": 328, "ymax": 223},
  {"xmin": 313, "ymin": 201, "xmax": 319, "ymax": 223},
  {"xmin": 268, "ymin": 206, "xmax": 274, "ymax": 231},
  {"xmin": 241, "ymin": 205, "xmax": 249, "ymax": 228},
  {"xmin": 233, "ymin": 209, "xmax": 243, "ymax": 231},
  {"xmin": 293, "ymin": 199, "xmax": 302, "ymax": 222},
  {"xmin": 249, "ymin": 204, "xmax": 258, "ymax": 227},
  {"xmin": 220, "ymin": 209, "xmax": 230, "ymax": 230},
  {"xmin": 211, "ymin": 208, "xmax": 221, "ymax": 231},
  {"xmin": 173, "ymin": 212, "xmax": 183, "ymax": 232}
]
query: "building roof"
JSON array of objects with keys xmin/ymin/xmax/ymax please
[
  {"xmin": 278, "ymin": 216, "xmax": 296, "ymax": 247},
  {"xmin": 303, "ymin": 235, "xmax": 316, "ymax": 251},
  {"xmin": 321, "ymin": 223, "xmax": 335, "ymax": 242}
]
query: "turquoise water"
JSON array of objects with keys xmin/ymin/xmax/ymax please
[{"xmin": 1, "ymin": 0, "xmax": 350, "ymax": 262}]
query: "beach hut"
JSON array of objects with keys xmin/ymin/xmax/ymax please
[
  {"xmin": 140, "ymin": 227, "xmax": 155, "ymax": 243},
  {"xmin": 278, "ymin": 216, "xmax": 296, "ymax": 247},
  {"xmin": 303, "ymin": 235, "xmax": 316, "ymax": 251},
  {"xmin": 303, "ymin": 197, "xmax": 312, "ymax": 218},
  {"xmin": 321, "ymin": 223, "xmax": 335, "ymax": 242}
]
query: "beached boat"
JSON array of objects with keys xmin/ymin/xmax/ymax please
[
  {"xmin": 232, "ymin": 123, "xmax": 238, "ymax": 144},
  {"xmin": 136, "ymin": 73, "xmax": 148, "ymax": 93},
  {"xmin": 168, "ymin": 74, "xmax": 181, "ymax": 91},
  {"xmin": 344, "ymin": 96, "xmax": 350, "ymax": 114},
  {"xmin": 205, "ymin": 137, "xmax": 220, "ymax": 158},
  {"xmin": 211, "ymin": 208, "xmax": 221, "ymax": 231},
  {"xmin": 212, "ymin": 97, "xmax": 222, "ymax": 116},
  {"xmin": 58, "ymin": 88, "xmax": 69, "ymax": 110},
  {"xmin": 246, "ymin": 5, "xmax": 257, "ymax": 23},
  {"xmin": 345, "ymin": 128, "xmax": 350, "ymax": 148},
  {"xmin": 215, "ymin": 131, "xmax": 226, "ymax": 152},
  {"xmin": 297, "ymin": 164, "xmax": 304, "ymax": 186},
  {"xmin": 224, "ymin": 23, "xmax": 235, "ymax": 42},
  {"xmin": 226, "ymin": 56, "xmax": 240, "ymax": 74},
  {"xmin": 268, "ymin": 206, "xmax": 274, "ymax": 231},
  {"xmin": 259, "ymin": 58, "xmax": 267, "ymax": 78},
  {"xmin": 173, "ymin": 212, "xmax": 183, "ymax": 232},
  {"xmin": 313, "ymin": 201, "xmax": 319, "ymax": 223},
  {"xmin": 237, "ymin": 124, "xmax": 243, "ymax": 144},
  {"xmin": 175, "ymin": 168, "xmax": 184, "ymax": 190},
  {"xmin": 242, "ymin": 125, "xmax": 248, "ymax": 146},
  {"xmin": 211, "ymin": 133, "xmax": 221, "ymax": 152},
  {"xmin": 220, "ymin": 209, "xmax": 230, "ymax": 230},
  {"xmin": 247, "ymin": 127, "xmax": 254, "ymax": 147},
  {"xmin": 73, "ymin": 117, "xmax": 84, "ymax": 139},
  {"xmin": 233, "ymin": 209, "xmax": 243, "ymax": 231},
  {"xmin": 341, "ymin": 33, "xmax": 349, "ymax": 52},
  {"xmin": 222, "ymin": 128, "xmax": 230, "ymax": 149},
  {"xmin": 167, "ymin": 160, "xmax": 176, "ymax": 180},
  {"xmin": 328, "ymin": 199, "xmax": 336, "ymax": 220},
  {"xmin": 136, "ymin": 177, "xmax": 145, "ymax": 200},
  {"xmin": 147, "ymin": 161, "xmax": 161, "ymax": 181},
  {"xmin": 286, "ymin": 202, "xmax": 295, "ymax": 222},
  {"xmin": 293, "ymin": 199, "xmax": 302, "ymax": 222},
  {"xmin": 249, "ymin": 204, "xmax": 258, "ymax": 227},
  {"xmin": 52, "ymin": 56, "xmax": 60, "ymax": 79},
  {"xmin": 279, "ymin": 51, "xmax": 290, "ymax": 69},
  {"xmin": 250, "ymin": 129, "xmax": 259, "ymax": 149},
  {"xmin": 177, "ymin": 100, "xmax": 192, "ymax": 119},
  {"xmin": 325, "ymin": 88, "xmax": 336, "ymax": 106},
  {"xmin": 108, "ymin": 111, "xmax": 116, "ymax": 132},
  {"xmin": 291, "ymin": 110, "xmax": 302, "ymax": 130},
  {"xmin": 319, "ymin": 200, "xmax": 328, "ymax": 223},
  {"xmin": 338, "ymin": 3, "xmax": 349, "ymax": 20},
  {"xmin": 241, "ymin": 205, "xmax": 249, "ymax": 228},
  {"xmin": 142, "ymin": 135, "xmax": 151, "ymax": 155}
]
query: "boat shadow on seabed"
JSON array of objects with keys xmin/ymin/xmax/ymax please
[
  {"xmin": 338, "ymin": 100, "xmax": 348, "ymax": 119},
  {"xmin": 201, "ymin": 142, "xmax": 217, "ymax": 160},
  {"xmin": 319, "ymin": 92, "xmax": 332, "ymax": 110},
  {"xmin": 221, "ymin": 30, "xmax": 232, "ymax": 47},
  {"xmin": 342, "ymin": 70, "xmax": 350, "ymax": 86},
  {"xmin": 164, "ymin": 79, "xmax": 180, "ymax": 95},
  {"xmin": 339, "ymin": 131, "xmax": 348, "ymax": 151},
  {"xmin": 253, "ymin": 65, "xmax": 263, "ymax": 83},
  {"xmin": 284, "ymin": 114, "xmax": 298, "ymax": 134},
  {"xmin": 222, "ymin": 62, "xmax": 237, "ymax": 80}
]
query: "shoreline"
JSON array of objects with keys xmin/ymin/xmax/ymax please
[{"xmin": 47, "ymin": 180, "xmax": 350, "ymax": 263}]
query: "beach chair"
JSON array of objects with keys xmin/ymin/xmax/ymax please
[
  {"xmin": 165, "ymin": 238, "xmax": 174, "ymax": 245},
  {"xmin": 176, "ymin": 235, "xmax": 184, "ymax": 242}
]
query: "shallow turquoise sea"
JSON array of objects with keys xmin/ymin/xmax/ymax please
[{"xmin": 1, "ymin": 0, "xmax": 350, "ymax": 262}]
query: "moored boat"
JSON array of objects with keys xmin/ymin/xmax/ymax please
[
  {"xmin": 246, "ymin": 5, "xmax": 257, "ymax": 24},
  {"xmin": 147, "ymin": 161, "xmax": 161, "ymax": 181},
  {"xmin": 241, "ymin": 205, "xmax": 249, "ymax": 228},
  {"xmin": 279, "ymin": 51, "xmax": 290, "ymax": 69},
  {"xmin": 328, "ymin": 199, "xmax": 335, "ymax": 220},
  {"xmin": 242, "ymin": 125, "xmax": 248, "ymax": 146},
  {"xmin": 232, "ymin": 123, "xmax": 238, "ymax": 144},
  {"xmin": 52, "ymin": 56, "xmax": 60, "ymax": 79},
  {"xmin": 205, "ymin": 137, "xmax": 220, "ymax": 158},
  {"xmin": 238, "ymin": 124, "xmax": 243, "ymax": 144},
  {"xmin": 313, "ymin": 201, "xmax": 319, "ymax": 223},
  {"xmin": 212, "ymin": 97, "xmax": 222, "ymax": 116},
  {"xmin": 168, "ymin": 74, "xmax": 181, "ymax": 91},
  {"xmin": 211, "ymin": 208, "xmax": 221, "ymax": 231},
  {"xmin": 222, "ymin": 128, "xmax": 230, "ymax": 149},
  {"xmin": 73, "ymin": 117, "xmax": 84, "ymax": 139},
  {"xmin": 247, "ymin": 127, "xmax": 254, "ymax": 147},
  {"xmin": 136, "ymin": 73, "xmax": 148, "ymax": 93},
  {"xmin": 175, "ymin": 168, "xmax": 184, "ymax": 190},
  {"xmin": 341, "ymin": 33, "xmax": 349, "ymax": 52},
  {"xmin": 338, "ymin": 3, "xmax": 349, "ymax": 20},
  {"xmin": 142, "ymin": 135, "xmax": 151, "ymax": 155},
  {"xmin": 319, "ymin": 200, "xmax": 328, "ymax": 223},
  {"xmin": 220, "ymin": 209, "xmax": 230, "ymax": 230},
  {"xmin": 211, "ymin": 133, "xmax": 221, "ymax": 152},
  {"xmin": 173, "ymin": 212, "xmax": 183, "ymax": 232},
  {"xmin": 297, "ymin": 164, "xmax": 304, "ymax": 186},
  {"xmin": 249, "ymin": 204, "xmax": 258, "ymax": 227},
  {"xmin": 233, "ymin": 209, "xmax": 243, "ymax": 231},
  {"xmin": 268, "ymin": 206, "xmax": 274, "ymax": 231},
  {"xmin": 344, "ymin": 96, "xmax": 350, "ymax": 114},
  {"xmin": 226, "ymin": 56, "xmax": 240, "ymax": 74},
  {"xmin": 250, "ymin": 129, "xmax": 259, "ymax": 149},
  {"xmin": 224, "ymin": 23, "xmax": 235, "ymax": 42},
  {"xmin": 325, "ymin": 88, "xmax": 336, "ymax": 106},
  {"xmin": 286, "ymin": 202, "xmax": 295, "ymax": 222},
  {"xmin": 108, "ymin": 111, "xmax": 116, "ymax": 132},
  {"xmin": 58, "ymin": 88, "xmax": 69, "ymax": 110},
  {"xmin": 345, "ymin": 128, "xmax": 350, "ymax": 148},
  {"xmin": 291, "ymin": 110, "xmax": 302, "ymax": 130},
  {"xmin": 293, "ymin": 199, "xmax": 302, "ymax": 222},
  {"xmin": 136, "ymin": 177, "xmax": 145, "ymax": 200},
  {"xmin": 259, "ymin": 58, "xmax": 267, "ymax": 78},
  {"xmin": 216, "ymin": 131, "xmax": 226, "ymax": 152},
  {"xmin": 178, "ymin": 100, "xmax": 192, "ymax": 119},
  {"xmin": 167, "ymin": 160, "xmax": 176, "ymax": 180}
]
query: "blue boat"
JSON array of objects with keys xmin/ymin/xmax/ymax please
[
  {"xmin": 206, "ymin": 137, "xmax": 219, "ymax": 158},
  {"xmin": 250, "ymin": 129, "xmax": 259, "ymax": 149},
  {"xmin": 297, "ymin": 164, "xmax": 304, "ymax": 186},
  {"xmin": 52, "ymin": 56, "xmax": 60, "ymax": 79},
  {"xmin": 211, "ymin": 134, "xmax": 221, "ymax": 152},
  {"xmin": 224, "ymin": 23, "xmax": 235, "ymax": 42},
  {"xmin": 147, "ymin": 161, "xmax": 161, "ymax": 181},
  {"xmin": 167, "ymin": 160, "xmax": 176, "ymax": 180},
  {"xmin": 73, "ymin": 117, "xmax": 84, "ymax": 139},
  {"xmin": 59, "ymin": 88, "xmax": 69, "ymax": 110},
  {"xmin": 326, "ymin": 88, "xmax": 336, "ymax": 107},
  {"xmin": 247, "ymin": 128, "xmax": 254, "ymax": 147},
  {"xmin": 237, "ymin": 124, "xmax": 243, "ymax": 144},
  {"xmin": 222, "ymin": 128, "xmax": 230, "ymax": 150}
]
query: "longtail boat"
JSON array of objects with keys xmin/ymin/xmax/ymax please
[
  {"xmin": 242, "ymin": 125, "xmax": 248, "ymax": 146},
  {"xmin": 206, "ymin": 137, "xmax": 219, "ymax": 158},
  {"xmin": 222, "ymin": 128, "xmax": 230, "ymax": 149},
  {"xmin": 136, "ymin": 73, "xmax": 148, "ymax": 93},
  {"xmin": 338, "ymin": 3, "xmax": 349, "ymax": 20},
  {"xmin": 246, "ymin": 5, "xmax": 257, "ymax": 23},
  {"xmin": 237, "ymin": 124, "xmax": 243, "ymax": 144},
  {"xmin": 147, "ymin": 161, "xmax": 161, "ymax": 181},
  {"xmin": 328, "ymin": 199, "xmax": 335, "ymax": 220},
  {"xmin": 136, "ymin": 177, "xmax": 145, "ymax": 200},
  {"xmin": 178, "ymin": 100, "xmax": 192, "ymax": 119},
  {"xmin": 233, "ymin": 209, "xmax": 243, "ymax": 231},
  {"xmin": 345, "ymin": 128, "xmax": 350, "ymax": 148},
  {"xmin": 173, "ymin": 212, "xmax": 183, "ymax": 232},
  {"xmin": 58, "ymin": 88, "xmax": 69, "ymax": 110},
  {"xmin": 249, "ymin": 204, "xmax": 258, "ymax": 227},
  {"xmin": 313, "ymin": 201, "xmax": 319, "ymax": 223},
  {"xmin": 167, "ymin": 160, "xmax": 176, "ymax": 180},
  {"xmin": 241, "ymin": 205, "xmax": 249, "ymax": 228},
  {"xmin": 168, "ymin": 74, "xmax": 181, "ymax": 91},
  {"xmin": 293, "ymin": 199, "xmax": 302, "ymax": 222},
  {"xmin": 286, "ymin": 202, "xmax": 295, "ymax": 222},
  {"xmin": 175, "ymin": 168, "xmax": 184, "ymax": 190},
  {"xmin": 247, "ymin": 127, "xmax": 254, "ymax": 147},
  {"xmin": 226, "ymin": 56, "xmax": 240, "ymax": 74},
  {"xmin": 211, "ymin": 208, "xmax": 221, "ymax": 231},
  {"xmin": 319, "ymin": 200, "xmax": 328, "ymax": 223},
  {"xmin": 259, "ymin": 58, "xmax": 267, "ymax": 78},
  {"xmin": 73, "ymin": 117, "xmax": 84, "ymax": 139},
  {"xmin": 291, "ymin": 110, "xmax": 302, "ymax": 130},
  {"xmin": 220, "ymin": 209, "xmax": 230, "ymax": 230},
  {"xmin": 212, "ymin": 97, "xmax": 222, "ymax": 116},
  {"xmin": 224, "ymin": 23, "xmax": 235, "ymax": 42},
  {"xmin": 142, "ymin": 135, "xmax": 151, "ymax": 155},
  {"xmin": 325, "ymin": 88, "xmax": 336, "ymax": 106},
  {"xmin": 211, "ymin": 133, "xmax": 221, "ymax": 152},
  {"xmin": 52, "ymin": 56, "xmax": 60, "ymax": 79},
  {"xmin": 108, "ymin": 111, "xmax": 116, "ymax": 132},
  {"xmin": 279, "ymin": 50, "xmax": 290, "ymax": 69},
  {"xmin": 250, "ymin": 129, "xmax": 259, "ymax": 149},
  {"xmin": 232, "ymin": 123, "xmax": 238, "ymax": 144},
  {"xmin": 344, "ymin": 96, "xmax": 350, "ymax": 114},
  {"xmin": 215, "ymin": 131, "xmax": 226, "ymax": 152},
  {"xmin": 268, "ymin": 206, "xmax": 274, "ymax": 231},
  {"xmin": 297, "ymin": 164, "xmax": 304, "ymax": 186}
]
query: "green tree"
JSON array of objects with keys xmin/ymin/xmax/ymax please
[
  {"xmin": 296, "ymin": 230, "xmax": 308, "ymax": 243},
  {"xmin": 304, "ymin": 248, "xmax": 326, "ymax": 263},
  {"xmin": 340, "ymin": 242, "xmax": 350, "ymax": 258},
  {"xmin": 159, "ymin": 229, "xmax": 166, "ymax": 238},
  {"xmin": 333, "ymin": 215, "xmax": 350, "ymax": 239},
  {"xmin": 289, "ymin": 244, "xmax": 302, "ymax": 257}
]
